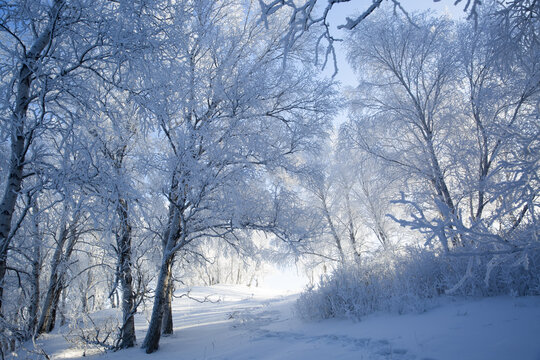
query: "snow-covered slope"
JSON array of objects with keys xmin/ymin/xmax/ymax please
[{"xmin": 24, "ymin": 285, "xmax": 540, "ymax": 360}]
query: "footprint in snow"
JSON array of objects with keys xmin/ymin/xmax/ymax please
[
  {"xmin": 251, "ymin": 330, "xmax": 416, "ymax": 359},
  {"xmin": 227, "ymin": 306, "xmax": 417, "ymax": 359}
]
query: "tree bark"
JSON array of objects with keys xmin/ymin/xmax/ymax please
[
  {"xmin": 141, "ymin": 253, "xmax": 174, "ymax": 353},
  {"xmin": 142, "ymin": 173, "xmax": 182, "ymax": 353},
  {"xmin": 24, "ymin": 204, "xmax": 41, "ymax": 338},
  {"xmin": 320, "ymin": 191, "xmax": 345, "ymax": 262},
  {"xmin": 46, "ymin": 285, "xmax": 63, "ymax": 332},
  {"xmin": 37, "ymin": 214, "xmax": 78, "ymax": 335},
  {"xmin": 117, "ymin": 199, "xmax": 136, "ymax": 348},
  {"xmin": 27, "ymin": 236, "xmax": 41, "ymax": 337},
  {"xmin": 344, "ymin": 191, "xmax": 362, "ymax": 263},
  {"xmin": 161, "ymin": 280, "xmax": 174, "ymax": 335},
  {"xmin": 36, "ymin": 223, "xmax": 67, "ymax": 335}
]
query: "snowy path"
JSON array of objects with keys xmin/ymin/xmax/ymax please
[{"xmin": 30, "ymin": 285, "xmax": 540, "ymax": 360}]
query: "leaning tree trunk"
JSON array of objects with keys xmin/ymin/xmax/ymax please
[
  {"xmin": 46, "ymin": 285, "xmax": 64, "ymax": 333},
  {"xmin": 37, "ymin": 265, "xmax": 64, "ymax": 335},
  {"xmin": 36, "ymin": 224, "xmax": 67, "ymax": 335},
  {"xmin": 142, "ymin": 172, "xmax": 183, "ymax": 353},
  {"xmin": 0, "ymin": 0, "xmax": 64, "ymax": 314},
  {"xmin": 37, "ymin": 216, "xmax": 78, "ymax": 335},
  {"xmin": 141, "ymin": 252, "xmax": 175, "ymax": 353},
  {"xmin": 320, "ymin": 192, "xmax": 345, "ymax": 263}
]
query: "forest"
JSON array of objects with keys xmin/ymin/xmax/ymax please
[{"xmin": 0, "ymin": 0, "xmax": 538, "ymax": 358}]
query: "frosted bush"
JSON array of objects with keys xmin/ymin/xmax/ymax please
[{"xmin": 296, "ymin": 247, "xmax": 540, "ymax": 320}]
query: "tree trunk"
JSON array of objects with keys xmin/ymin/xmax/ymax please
[
  {"xmin": 36, "ymin": 223, "xmax": 67, "ymax": 335},
  {"xmin": 26, "ymin": 205, "xmax": 41, "ymax": 338},
  {"xmin": 27, "ymin": 244, "xmax": 41, "ymax": 337},
  {"xmin": 37, "ymin": 215, "xmax": 78, "ymax": 335},
  {"xmin": 59, "ymin": 288, "xmax": 67, "ymax": 327},
  {"xmin": 0, "ymin": 68, "xmax": 30, "ymax": 316},
  {"xmin": 46, "ymin": 285, "xmax": 63, "ymax": 332},
  {"xmin": 161, "ymin": 280, "xmax": 174, "ymax": 335},
  {"xmin": 425, "ymin": 132, "xmax": 460, "ymax": 250},
  {"xmin": 320, "ymin": 192, "xmax": 345, "ymax": 262},
  {"xmin": 344, "ymin": 192, "xmax": 362, "ymax": 263},
  {"xmin": 117, "ymin": 199, "xmax": 136, "ymax": 348},
  {"xmin": 142, "ymin": 174, "xmax": 182, "ymax": 353},
  {"xmin": 141, "ymin": 254, "xmax": 174, "ymax": 353}
]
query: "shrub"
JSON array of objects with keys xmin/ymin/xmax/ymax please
[{"xmin": 296, "ymin": 246, "xmax": 540, "ymax": 320}]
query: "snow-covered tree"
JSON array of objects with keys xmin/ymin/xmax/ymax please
[
  {"xmin": 0, "ymin": 0, "xmax": 144, "ymax": 315},
  {"xmin": 131, "ymin": 0, "xmax": 337, "ymax": 353},
  {"xmin": 345, "ymin": 11, "xmax": 461, "ymax": 251},
  {"xmin": 342, "ymin": 6, "xmax": 539, "ymax": 291}
]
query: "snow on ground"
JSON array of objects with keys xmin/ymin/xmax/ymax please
[{"xmin": 20, "ymin": 285, "xmax": 540, "ymax": 360}]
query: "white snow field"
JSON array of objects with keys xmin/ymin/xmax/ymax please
[{"xmin": 24, "ymin": 285, "xmax": 540, "ymax": 360}]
